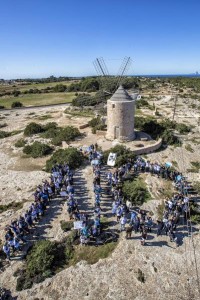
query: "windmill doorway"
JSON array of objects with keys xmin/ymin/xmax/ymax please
[{"xmin": 114, "ymin": 126, "xmax": 120, "ymax": 139}]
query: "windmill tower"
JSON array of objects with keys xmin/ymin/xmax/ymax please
[
  {"xmin": 93, "ymin": 57, "xmax": 135, "ymax": 141},
  {"xmin": 106, "ymin": 85, "xmax": 135, "ymax": 141}
]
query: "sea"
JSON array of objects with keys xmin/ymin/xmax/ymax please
[{"xmin": 134, "ymin": 74, "xmax": 200, "ymax": 78}]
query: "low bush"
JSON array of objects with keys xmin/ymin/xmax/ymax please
[
  {"xmin": 191, "ymin": 161, "xmax": 200, "ymax": 171},
  {"xmin": 16, "ymin": 233, "xmax": 78, "ymax": 291},
  {"xmin": 88, "ymin": 116, "xmax": 106, "ymax": 133},
  {"xmin": 0, "ymin": 105, "xmax": 5, "ymax": 109},
  {"xmin": 175, "ymin": 123, "xmax": 191, "ymax": 134},
  {"xmin": 51, "ymin": 126, "xmax": 81, "ymax": 146},
  {"xmin": 0, "ymin": 131, "xmax": 10, "ymax": 139},
  {"xmin": 46, "ymin": 147, "xmax": 84, "ymax": 172},
  {"xmin": 60, "ymin": 221, "xmax": 74, "ymax": 232},
  {"xmin": 190, "ymin": 203, "xmax": 200, "ymax": 224},
  {"xmin": 15, "ymin": 139, "xmax": 26, "ymax": 148},
  {"xmin": 0, "ymin": 201, "xmax": 24, "ymax": 213},
  {"xmin": 193, "ymin": 182, "xmax": 200, "ymax": 194},
  {"xmin": 11, "ymin": 101, "xmax": 23, "ymax": 108},
  {"xmin": 136, "ymin": 268, "xmax": 145, "ymax": 283},
  {"xmin": 185, "ymin": 144, "xmax": 194, "ymax": 153},
  {"xmin": 24, "ymin": 122, "xmax": 44, "ymax": 136},
  {"xmin": 16, "ymin": 240, "xmax": 66, "ymax": 291},
  {"xmin": 23, "ymin": 142, "xmax": 53, "ymax": 158},
  {"xmin": 122, "ymin": 177, "xmax": 151, "ymax": 206},
  {"xmin": 136, "ymin": 99, "xmax": 153, "ymax": 109},
  {"xmin": 72, "ymin": 94, "xmax": 100, "ymax": 107},
  {"xmin": 134, "ymin": 117, "xmax": 180, "ymax": 145},
  {"xmin": 43, "ymin": 122, "xmax": 58, "ymax": 131}
]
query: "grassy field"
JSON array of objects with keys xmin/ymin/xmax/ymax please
[
  {"xmin": 0, "ymin": 80, "xmax": 80, "ymax": 93},
  {"xmin": 0, "ymin": 92, "xmax": 76, "ymax": 108}
]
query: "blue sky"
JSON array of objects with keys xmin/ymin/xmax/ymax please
[{"xmin": 1, "ymin": 0, "xmax": 200, "ymax": 78}]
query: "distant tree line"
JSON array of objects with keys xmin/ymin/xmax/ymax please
[{"xmin": 0, "ymin": 77, "xmax": 141, "ymax": 98}]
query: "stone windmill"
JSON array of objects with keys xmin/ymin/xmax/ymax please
[{"xmin": 93, "ymin": 57, "xmax": 135, "ymax": 141}]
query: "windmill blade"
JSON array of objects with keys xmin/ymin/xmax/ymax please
[
  {"xmin": 99, "ymin": 57, "xmax": 109, "ymax": 76},
  {"xmin": 93, "ymin": 57, "xmax": 109, "ymax": 77},
  {"xmin": 93, "ymin": 57, "xmax": 111, "ymax": 103},
  {"xmin": 114, "ymin": 56, "xmax": 132, "ymax": 91},
  {"xmin": 93, "ymin": 60, "xmax": 103, "ymax": 77}
]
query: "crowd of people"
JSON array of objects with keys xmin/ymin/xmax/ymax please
[
  {"xmin": 107, "ymin": 156, "xmax": 193, "ymax": 246},
  {"xmin": 2, "ymin": 163, "xmax": 76, "ymax": 260},
  {"xmin": 2, "ymin": 145, "xmax": 195, "ymax": 259},
  {"xmin": 78, "ymin": 144, "xmax": 104, "ymax": 245}
]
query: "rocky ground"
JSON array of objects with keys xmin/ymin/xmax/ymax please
[{"xmin": 0, "ymin": 94, "xmax": 199, "ymax": 300}]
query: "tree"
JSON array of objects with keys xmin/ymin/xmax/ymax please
[
  {"xmin": 46, "ymin": 148, "xmax": 84, "ymax": 172},
  {"xmin": 81, "ymin": 78, "xmax": 99, "ymax": 92},
  {"xmin": 122, "ymin": 178, "xmax": 151, "ymax": 205},
  {"xmin": 24, "ymin": 122, "xmax": 44, "ymax": 136},
  {"xmin": 23, "ymin": 142, "xmax": 53, "ymax": 158},
  {"xmin": 53, "ymin": 84, "xmax": 67, "ymax": 92},
  {"xmin": 51, "ymin": 126, "xmax": 81, "ymax": 146}
]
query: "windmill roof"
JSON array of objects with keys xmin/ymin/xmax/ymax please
[{"xmin": 109, "ymin": 85, "xmax": 133, "ymax": 102}]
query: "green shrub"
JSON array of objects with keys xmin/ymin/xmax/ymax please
[
  {"xmin": 27, "ymin": 240, "xmax": 58, "ymax": 277},
  {"xmin": 23, "ymin": 141, "xmax": 53, "ymax": 158},
  {"xmin": 122, "ymin": 177, "xmax": 151, "ymax": 206},
  {"xmin": 15, "ymin": 139, "xmax": 26, "ymax": 148},
  {"xmin": 136, "ymin": 268, "xmax": 145, "ymax": 283},
  {"xmin": 136, "ymin": 99, "xmax": 151, "ymax": 109},
  {"xmin": 43, "ymin": 122, "xmax": 58, "ymax": 131},
  {"xmin": 89, "ymin": 117, "xmax": 107, "ymax": 133},
  {"xmin": 51, "ymin": 126, "xmax": 81, "ymax": 146},
  {"xmin": 16, "ymin": 275, "xmax": 33, "ymax": 291},
  {"xmin": 161, "ymin": 129, "xmax": 179, "ymax": 145},
  {"xmin": 41, "ymin": 122, "xmax": 59, "ymax": 139},
  {"xmin": 134, "ymin": 116, "xmax": 180, "ymax": 145},
  {"xmin": 46, "ymin": 147, "xmax": 84, "ymax": 172},
  {"xmin": 185, "ymin": 144, "xmax": 194, "ymax": 153},
  {"xmin": 60, "ymin": 221, "xmax": 74, "ymax": 232},
  {"xmin": 0, "ymin": 130, "xmax": 10, "ymax": 139},
  {"xmin": 0, "ymin": 201, "xmax": 24, "ymax": 213},
  {"xmin": 0, "ymin": 105, "xmax": 5, "ymax": 109},
  {"xmin": 191, "ymin": 161, "xmax": 200, "ymax": 171},
  {"xmin": 24, "ymin": 122, "xmax": 44, "ymax": 136},
  {"xmin": 53, "ymin": 84, "xmax": 67, "ymax": 92},
  {"xmin": 190, "ymin": 203, "xmax": 200, "ymax": 224},
  {"xmin": 72, "ymin": 94, "xmax": 99, "ymax": 107},
  {"xmin": 193, "ymin": 182, "xmax": 200, "ymax": 194},
  {"xmin": 88, "ymin": 116, "xmax": 101, "ymax": 128},
  {"xmin": 11, "ymin": 101, "xmax": 23, "ymax": 108},
  {"xmin": 81, "ymin": 78, "xmax": 99, "ymax": 92},
  {"xmin": 175, "ymin": 123, "xmax": 191, "ymax": 134},
  {"xmin": 15, "ymin": 236, "xmax": 76, "ymax": 291}
]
